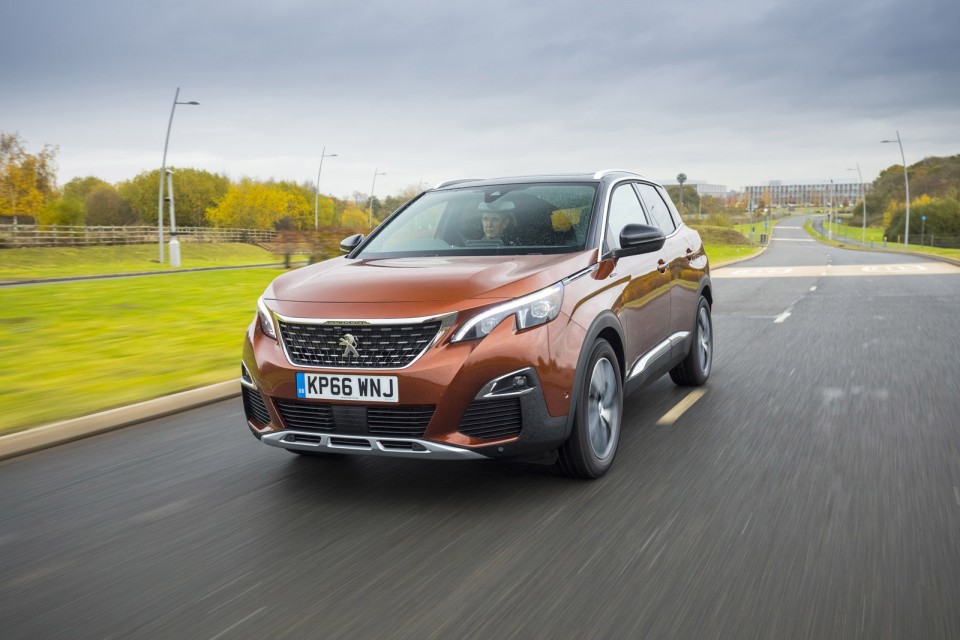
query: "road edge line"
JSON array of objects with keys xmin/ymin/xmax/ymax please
[{"xmin": 0, "ymin": 380, "xmax": 240, "ymax": 462}]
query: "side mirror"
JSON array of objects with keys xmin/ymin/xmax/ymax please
[
  {"xmin": 340, "ymin": 233, "xmax": 364, "ymax": 253},
  {"xmin": 615, "ymin": 224, "xmax": 666, "ymax": 257}
]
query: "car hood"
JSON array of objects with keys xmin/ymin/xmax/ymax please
[{"xmin": 267, "ymin": 253, "xmax": 595, "ymax": 303}]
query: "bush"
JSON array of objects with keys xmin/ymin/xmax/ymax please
[{"xmin": 884, "ymin": 196, "xmax": 960, "ymax": 242}]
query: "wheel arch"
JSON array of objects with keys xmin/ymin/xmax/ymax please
[
  {"xmin": 563, "ymin": 311, "xmax": 625, "ymax": 438},
  {"xmin": 698, "ymin": 276, "xmax": 713, "ymax": 308}
]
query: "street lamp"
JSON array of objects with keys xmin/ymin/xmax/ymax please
[
  {"xmin": 158, "ymin": 87, "xmax": 199, "ymax": 263},
  {"xmin": 827, "ymin": 178, "xmax": 834, "ymax": 240},
  {"xmin": 847, "ymin": 164, "xmax": 866, "ymax": 245},
  {"xmin": 165, "ymin": 170, "xmax": 181, "ymax": 268},
  {"xmin": 676, "ymin": 173, "xmax": 687, "ymax": 211},
  {"xmin": 314, "ymin": 146, "xmax": 339, "ymax": 230},
  {"xmin": 369, "ymin": 167, "xmax": 386, "ymax": 229},
  {"xmin": 881, "ymin": 131, "xmax": 910, "ymax": 246}
]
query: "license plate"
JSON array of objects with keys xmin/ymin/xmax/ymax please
[{"xmin": 296, "ymin": 373, "xmax": 399, "ymax": 403}]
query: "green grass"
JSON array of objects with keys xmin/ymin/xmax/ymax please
[
  {"xmin": 0, "ymin": 268, "xmax": 283, "ymax": 433},
  {"xmin": 805, "ymin": 220, "xmax": 960, "ymax": 260},
  {"xmin": 704, "ymin": 243, "xmax": 763, "ymax": 265},
  {"xmin": 0, "ymin": 243, "xmax": 281, "ymax": 282},
  {"xmin": 733, "ymin": 217, "xmax": 782, "ymax": 241}
]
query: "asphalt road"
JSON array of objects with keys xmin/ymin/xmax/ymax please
[{"xmin": 2, "ymin": 220, "xmax": 960, "ymax": 639}]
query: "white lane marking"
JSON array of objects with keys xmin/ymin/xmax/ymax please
[
  {"xmin": 809, "ymin": 286, "xmax": 817, "ymax": 292},
  {"xmin": 863, "ymin": 264, "xmax": 928, "ymax": 273},
  {"xmin": 774, "ymin": 310, "xmax": 792, "ymax": 324},
  {"xmin": 955, "ymin": 486, "xmax": 960, "ymax": 507},
  {"xmin": 729, "ymin": 267, "xmax": 795, "ymax": 276},
  {"xmin": 741, "ymin": 513, "xmax": 753, "ymax": 536},
  {"xmin": 713, "ymin": 262, "xmax": 958, "ymax": 279},
  {"xmin": 656, "ymin": 389, "xmax": 707, "ymax": 426},
  {"xmin": 208, "ymin": 607, "xmax": 267, "ymax": 640}
]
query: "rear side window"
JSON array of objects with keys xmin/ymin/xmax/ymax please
[
  {"xmin": 635, "ymin": 183, "xmax": 676, "ymax": 233},
  {"xmin": 606, "ymin": 183, "xmax": 649, "ymax": 250}
]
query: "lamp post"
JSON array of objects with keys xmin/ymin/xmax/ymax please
[
  {"xmin": 158, "ymin": 87, "xmax": 199, "ymax": 263},
  {"xmin": 165, "ymin": 170, "xmax": 181, "ymax": 268},
  {"xmin": 827, "ymin": 178, "xmax": 834, "ymax": 240},
  {"xmin": 676, "ymin": 173, "xmax": 687, "ymax": 211},
  {"xmin": 881, "ymin": 131, "xmax": 910, "ymax": 246},
  {"xmin": 369, "ymin": 167, "xmax": 386, "ymax": 229},
  {"xmin": 847, "ymin": 164, "xmax": 866, "ymax": 244},
  {"xmin": 314, "ymin": 146, "xmax": 338, "ymax": 230}
]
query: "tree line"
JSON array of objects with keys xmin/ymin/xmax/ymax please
[
  {"xmin": 3, "ymin": 130, "xmax": 958, "ymax": 239},
  {"xmin": 0, "ymin": 131, "xmax": 420, "ymax": 231}
]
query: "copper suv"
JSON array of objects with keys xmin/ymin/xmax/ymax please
[{"xmin": 242, "ymin": 171, "xmax": 712, "ymax": 478}]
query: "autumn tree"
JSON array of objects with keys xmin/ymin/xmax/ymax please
[
  {"xmin": 36, "ymin": 195, "xmax": 84, "ymax": 226},
  {"xmin": 63, "ymin": 176, "xmax": 109, "ymax": 202},
  {"xmin": 340, "ymin": 203, "xmax": 370, "ymax": 229},
  {"xmin": 85, "ymin": 185, "xmax": 137, "ymax": 225},
  {"xmin": 0, "ymin": 131, "xmax": 58, "ymax": 220},
  {"xmin": 205, "ymin": 179, "xmax": 313, "ymax": 230},
  {"xmin": 118, "ymin": 167, "xmax": 229, "ymax": 226}
]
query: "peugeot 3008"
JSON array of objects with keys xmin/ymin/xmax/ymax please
[{"xmin": 242, "ymin": 171, "xmax": 712, "ymax": 478}]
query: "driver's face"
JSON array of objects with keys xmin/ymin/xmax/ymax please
[{"xmin": 482, "ymin": 213, "xmax": 509, "ymax": 239}]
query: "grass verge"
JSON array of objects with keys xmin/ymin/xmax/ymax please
[
  {"xmin": 0, "ymin": 268, "xmax": 282, "ymax": 433},
  {"xmin": 0, "ymin": 243, "xmax": 280, "ymax": 282},
  {"xmin": 803, "ymin": 220, "xmax": 960, "ymax": 261}
]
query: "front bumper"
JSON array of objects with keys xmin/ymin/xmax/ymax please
[{"xmin": 241, "ymin": 311, "xmax": 578, "ymax": 460}]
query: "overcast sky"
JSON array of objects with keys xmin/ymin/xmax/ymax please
[{"xmin": 2, "ymin": 0, "xmax": 958, "ymax": 197}]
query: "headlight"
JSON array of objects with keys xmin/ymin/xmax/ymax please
[
  {"xmin": 451, "ymin": 282, "xmax": 563, "ymax": 343},
  {"xmin": 257, "ymin": 296, "xmax": 277, "ymax": 340}
]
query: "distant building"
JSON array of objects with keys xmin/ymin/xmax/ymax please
[
  {"xmin": 743, "ymin": 180, "xmax": 865, "ymax": 208},
  {"xmin": 659, "ymin": 180, "xmax": 729, "ymax": 198}
]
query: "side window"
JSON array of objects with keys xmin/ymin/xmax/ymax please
[
  {"xmin": 606, "ymin": 183, "xmax": 649, "ymax": 250},
  {"xmin": 635, "ymin": 183, "xmax": 676, "ymax": 233},
  {"xmin": 656, "ymin": 185, "xmax": 685, "ymax": 228}
]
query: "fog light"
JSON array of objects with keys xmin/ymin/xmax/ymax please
[{"xmin": 476, "ymin": 368, "xmax": 536, "ymax": 399}]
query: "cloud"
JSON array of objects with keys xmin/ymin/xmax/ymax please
[{"xmin": 2, "ymin": 0, "xmax": 957, "ymax": 193}]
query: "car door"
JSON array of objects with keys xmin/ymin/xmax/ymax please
[
  {"xmin": 634, "ymin": 182, "xmax": 695, "ymax": 339},
  {"xmin": 604, "ymin": 181, "xmax": 671, "ymax": 379}
]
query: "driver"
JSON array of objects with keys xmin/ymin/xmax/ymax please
[{"xmin": 481, "ymin": 211, "xmax": 512, "ymax": 241}]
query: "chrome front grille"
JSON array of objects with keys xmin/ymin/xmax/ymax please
[{"xmin": 278, "ymin": 320, "xmax": 443, "ymax": 369}]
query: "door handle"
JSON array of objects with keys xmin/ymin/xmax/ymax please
[
  {"xmin": 657, "ymin": 259, "xmax": 668, "ymax": 274},
  {"xmin": 685, "ymin": 248, "xmax": 694, "ymax": 260}
]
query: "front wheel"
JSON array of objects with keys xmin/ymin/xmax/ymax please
[
  {"xmin": 558, "ymin": 339, "xmax": 623, "ymax": 479},
  {"xmin": 669, "ymin": 296, "xmax": 712, "ymax": 386}
]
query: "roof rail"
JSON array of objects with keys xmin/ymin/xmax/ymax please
[
  {"xmin": 432, "ymin": 178, "xmax": 485, "ymax": 189},
  {"xmin": 592, "ymin": 169, "xmax": 645, "ymax": 180}
]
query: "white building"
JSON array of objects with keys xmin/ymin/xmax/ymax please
[
  {"xmin": 659, "ymin": 180, "xmax": 729, "ymax": 198},
  {"xmin": 743, "ymin": 180, "xmax": 865, "ymax": 208}
]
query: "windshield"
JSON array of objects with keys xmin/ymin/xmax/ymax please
[{"xmin": 355, "ymin": 183, "xmax": 598, "ymax": 258}]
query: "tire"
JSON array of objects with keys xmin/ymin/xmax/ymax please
[
  {"xmin": 558, "ymin": 339, "xmax": 623, "ymax": 479},
  {"xmin": 669, "ymin": 296, "xmax": 712, "ymax": 387}
]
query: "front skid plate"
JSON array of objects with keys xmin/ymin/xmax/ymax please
[{"xmin": 260, "ymin": 430, "xmax": 488, "ymax": 460}]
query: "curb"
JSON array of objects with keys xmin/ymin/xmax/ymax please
[{"xmin": 0, "ymin": 380, "xmax": 240, "ymax": 462}]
